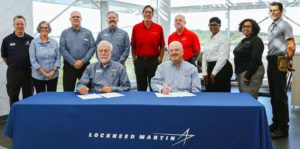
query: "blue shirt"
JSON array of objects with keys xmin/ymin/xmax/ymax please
[
  {"xmin": 29, "ymin": 37, "xmax": 61, "ymax": 80},
  {"xmin": 76, "ymin": 60, "xmax": 131, "ymax": 92},
  {"xmin": 268, "ymin": 18, "xmax": 294, "ymax": 56},
  {"xmin": 151, "ymin": 60, "xmax": 201, "ymax": 93},
  {"xmin": 95, "ymin": 27, "xmax": 130, "ymax": 64},
  {"xmin": 60, "ymin": 27, "xmax": 95, "ymax": 65}
]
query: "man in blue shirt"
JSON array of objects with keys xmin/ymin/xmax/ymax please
[
  {"xmin": 76, "ymin": 40, "xmax": 131, "ymax": 95},
  {"xmin": 1, "ymin": 15, "xmax": 34, "ymax": 106},
  {"xmin": 95, "ymin": 11, "xmax": 130, "ymax": 65},
  {"xmin": 60, "ymin": 11, "xmax": 96, "ymax": 91},
  {"xmin": 151, "ymin": 41, "xmax": 201, "ymax": 94}
]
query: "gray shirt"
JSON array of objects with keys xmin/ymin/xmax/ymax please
[
  {"xmin": 60, "ymin": 27, "xmax": 95, "ymax": 65},
  {"xmin": 151, "ymin": 60, "xmax": 201, "ymax": 93},
  {"xmin": 268, "ymin": 18, "xmax": 294, "ymax": 56},
  {"xmin": 76, "ymin": 60, "xmax": 131, "ymax": 92},
  {"xmin": 96, "ymin": 27, "xmax": 130, "ymax": 64}
]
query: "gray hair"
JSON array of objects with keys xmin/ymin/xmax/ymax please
[
  {"xmin": 97, "ymin": 40, "xmax": 113, "ymax": 52},
  {"xmin": 36, "ymin": 21, "xmax": 52, "ymax": 33},
  {"xmin": 107, "ymin": 11, "xmax": 118, "ymax": 18},
  {"xmin": 169, "ymin": 41, "xmax": 183, "ymax": 51},
  {"xmin": 174, "ymin": 14, "xmax": 186, "ymax": 22}
]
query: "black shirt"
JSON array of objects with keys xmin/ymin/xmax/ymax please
[
  {"xmin": 233, "ymin": 36, "xmax": 264, "ymax": 80},
  {"xmin": 1, "ymin": 32, "xmax": 33, "ymax": 69}
]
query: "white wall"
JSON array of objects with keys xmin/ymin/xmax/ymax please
[{"xmin": 0, "ymin": 0, "xmax": 33, "ymax": 116}]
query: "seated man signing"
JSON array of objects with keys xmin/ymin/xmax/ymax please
[
  {"xmin": 76, "ymin": 40, "xmax": 131, "ymax": 94},
  {"xmin": 151, "ymin": 41, "xmax": 201, "ymax": 94}
]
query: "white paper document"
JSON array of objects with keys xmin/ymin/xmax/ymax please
[
  {"xmin": 99, "ymin": 92, "xmax": 125, "ymax": 98},
  {"xmin": 155, "ymin": 92, "xmax": 196, "ymax": 98},
  {"xmin": 77, "ymin": 94, "xmax": 102, "ymax": 100}
]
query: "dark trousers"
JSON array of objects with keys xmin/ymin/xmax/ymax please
[
  {"xmin": 205, "ymin": 61, "xmax": 233, "ymax": 92},
  {"xmin": 267, "ymin": 56, "xmax": 289, "ymax": 132},
  {"xmin": 134, "ymin": 57, "xmax": 159, "ymax": 91},
  {"xmin": 33, "ymin": 77, "xmax": 58, "ymax": 93},
  {"xmin": 6, "ymin": 67, "xmax": 33, "ymax": 106},
  {"xmin": 63, "ymin": 61, "xmax": 88, "ymax": 91}
]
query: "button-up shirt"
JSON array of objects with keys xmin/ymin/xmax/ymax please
[
  {"xmin": 151, "ymin": 60, "xmax": 201, "ymax": 92},
  {"xmin": 76, "ymin": 60, "xmax": 131, "ymax": 92},
  {"xmin": 168, "ymin": 28, "xmax": 201, "ymax": 61},
  {"xmin": 29, "ymin": 37, "xmax": 61, "ymax": 80},
  {"xmin": 202, "ymin": 32, "xmax": 230, "ymax": 76},
  {"xmin": 60, "ymin": 27, "xmax": 95, "ymax": 65},
  {"xmin": 268, "ymin": 18, "xmax": 294, "ymax": 56},
  {"xmin": 95, "ymin": 27, "xmax": 130, "ymax": 64}
]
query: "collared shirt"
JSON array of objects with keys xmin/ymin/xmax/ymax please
[
  {"xmin": 29, "ymin": 37, "xmax": 61, "ymax": 80},
  {"xmin": 151, "ymin": 60, "xmax": 201, "ymax": 92},
  {"xmin": 76, "ymin": 60, "xmax": 131, "ymax": 92},
  {"xmin": 202, "ymin": 32, "xmax": 230, "ymax": 76},
  {"xmin": 168, "ymin": 28, "xmax": 201, "ymax": 61},
  {"xmin": 268, "ymin": 18, "xmax": 294, "ymax": 56},
  {"xmin": 95, "ymin": 27, "xmax": 130, "ymax": 64},
  {"xmin": 233, "ymin": 36, "xmax": 264, "ymax": 80},
  {"xmin": 1, "ymin": 32, "xmax": 33, "ymax": 69},
  {"xmin": 60, "ymin": 27, "xmax": 95, "ymax": 65},
  {"xmin": 131, "ymin": 21, "xmax": 165, "ymax": 57}
]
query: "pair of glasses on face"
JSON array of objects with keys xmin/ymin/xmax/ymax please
[{"xmin": 208, "ymin": 24, "xmax": 220, "ymax": 27}]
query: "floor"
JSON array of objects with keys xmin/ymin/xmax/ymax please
[{"xmin": 0, "ymin": 89, "xmax": 299, "ymax": 149}]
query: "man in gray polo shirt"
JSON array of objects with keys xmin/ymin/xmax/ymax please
[
  {"xmin": 95, "ymin": 11, "xmax": 130, "ymax": 65},
  {"xmin": 267, "ymin": 2, "xmax": 296, "ymax": 139}
]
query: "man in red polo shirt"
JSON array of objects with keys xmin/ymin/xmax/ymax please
[
  {"xmin": 168, "ymin": 14, "xmax": 201, "ymax": 65},
  {"xmin": 131, "ymin": 5, "xmax": 165, "ymax": 91}
]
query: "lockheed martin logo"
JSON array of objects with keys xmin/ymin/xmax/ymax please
[
  {"xmin": 153, "ymin": 128, "xmax": 195, "ymax": 146},
  {"xmin": 88, "ymin": 128, "xmax": 195, "ymax": 146}
]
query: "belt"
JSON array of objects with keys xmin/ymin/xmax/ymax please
[
  {"xmin": 137, "ymin": 56, "xmax": 158, "ymax": 60},
  {"xmin": 267, "ymin": 55, "xmax": 281, "ymax": 60},
  {"xmin": 8, "ymin": 66, "xmax": 31, "ymax": 71}
]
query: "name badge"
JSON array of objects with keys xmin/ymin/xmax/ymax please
[
  {"xmin": 96, "ymin": 69, "xmax": 102, "ymax": 73},
  {"xmin": 9, "ymin": 43, "xmax": 16, "ymax": 46},
  {"xmin": 104, "ymin": 34, "xmax": 109, "ymax": 36},
  {"xmin": 84, "ymin": 38, "xmax": 89, "ymax": 42}
]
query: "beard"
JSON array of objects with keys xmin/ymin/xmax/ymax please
[{"xmin": 99, "ymin": 57, "xmax": 109, "ymax": 64}]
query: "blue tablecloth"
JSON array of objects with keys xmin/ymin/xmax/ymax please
[{"xmin": 4, "ymin": 92, "xmax": 273, "ymax": 149}]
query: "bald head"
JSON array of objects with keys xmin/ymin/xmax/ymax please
[
  {"xmin": 168, "ymin": 41, "xmax": 184, "ymax": 64},
  {"xmin": 169, "ymin": 41, "xmax": 183, "ymax": 51},
  {"xmin": 174, "ymin": 14, "xmax": 186, "ymax": 32},
  {"xmin": 70, "ymin": 11, "xmax": 82, "ymax": 29}
]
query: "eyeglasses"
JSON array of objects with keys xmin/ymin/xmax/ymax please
[
  {"xmin": 40, "ymin": 27, "xmax": 49, "ymax": 29},
  {"xmin": 242, "ymin": 25, "xmax": 251, "ymax": 28},
  {"xmin": 208, "ymin": 24, "xmax": 220, "ymax": 27},
  {"xmin": 72, "ymin": 16, "xmax": 81, "ymax": 19}
]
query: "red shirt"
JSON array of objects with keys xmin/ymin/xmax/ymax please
[
  {"xmin": 168, "ymin": 28, "xmax": 201, "ymax": 60},
  {"xmin": 131, "ymin": 21, "xmax": 165, "ymax": 57}
]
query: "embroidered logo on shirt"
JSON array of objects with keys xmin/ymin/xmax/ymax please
[
  {"xmin": 111, "ymin": 68, "xmax": 117, "ymax": 75},
  {"xmin": 9, "ymin": 43, "xmax": 16, "ymax": 46},
  {"xmin": 181, "ymin": 37, "xmax": 187, "ymax": 41},
  {"xmin": 26, "ymin": 41, "xmax": 30, "ymax": 45}
]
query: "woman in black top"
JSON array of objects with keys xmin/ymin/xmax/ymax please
[{"xmin": 233, "ymin": 19, "xmax": 265, "ymax": 98}]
